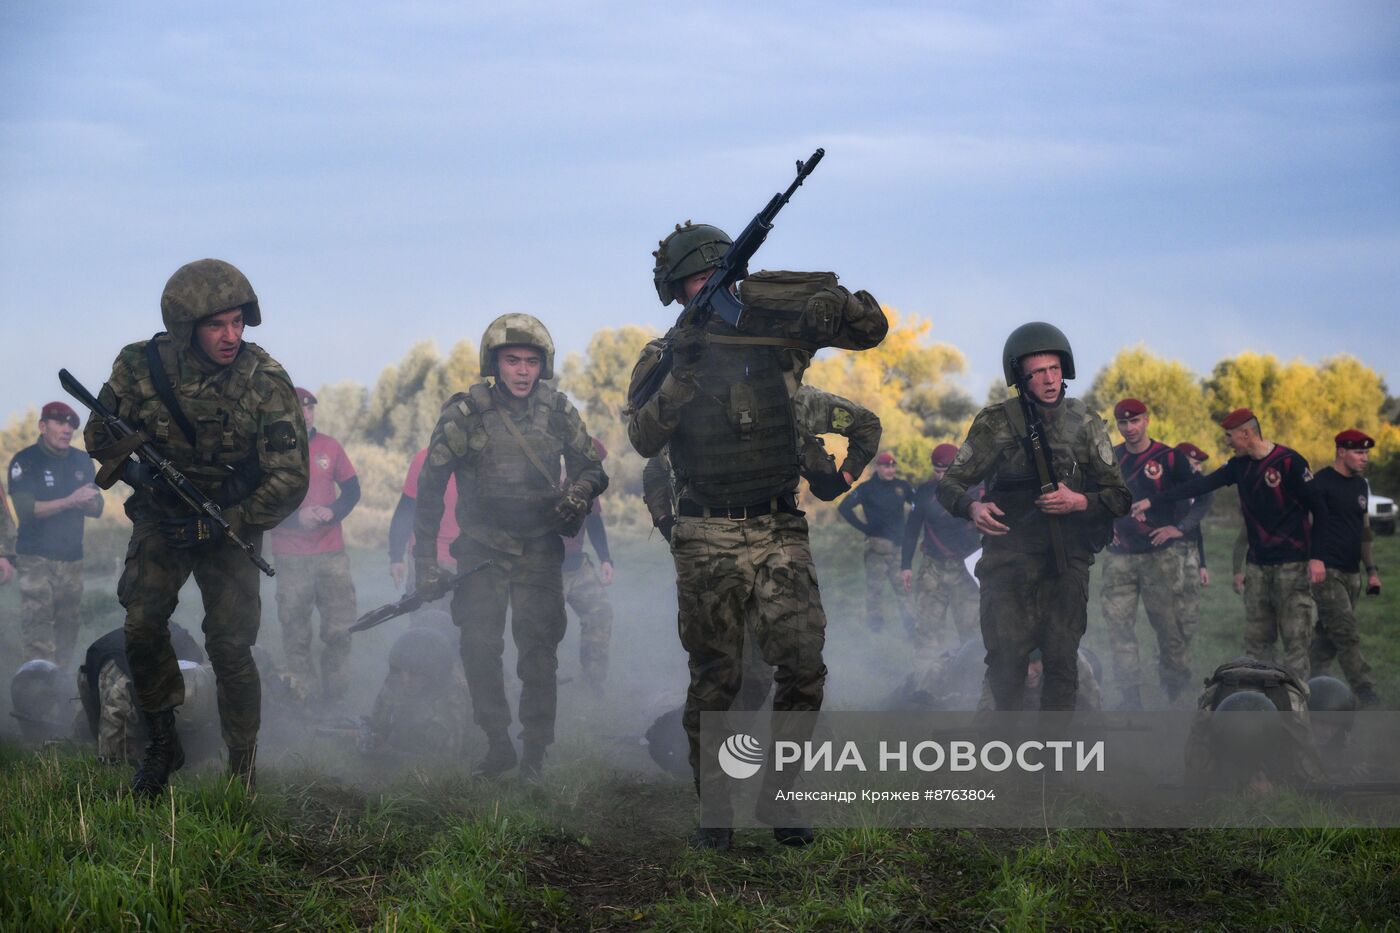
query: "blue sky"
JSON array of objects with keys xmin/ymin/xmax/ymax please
[{"xmin": 2, "ymin": 1, "xmax": 1397, "ymax": 416}]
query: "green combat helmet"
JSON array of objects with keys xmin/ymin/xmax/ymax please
[
  {"xmin": 9, "ymin": 659, "xmax": 69, "ymax": 742},
  {"xmin": 1306, "ymin": 676, "xmax": 1357, "ymax": 713},
  {"xmin": 652, "ymin": 221, "xmax": 732, "ymax": 305},
  {"xmin": 1002, "ymin": 321, "xmax": 1076, "ymax": 386},
  {"xmin": 478, "ymin": 313, "xmax": 556, "ymax": 380},
  {"xmin": 160, "ymin": 259, "xmax": 261, "ymax": 346}
]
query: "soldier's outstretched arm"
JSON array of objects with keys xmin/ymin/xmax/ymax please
[
  {"xmin": 626, "ymin": 338, "xmax": 697, "ymax": 458},
  {"xmin": 239, "ymin": 368, "xmax": 310, "ymax": 528},
  {"xmin": 827, "ymin": 290, "xmax": 889, "ymax": 351}
]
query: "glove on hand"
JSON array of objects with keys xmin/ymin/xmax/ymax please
[{"xmin": 553, "ymin": 485, "xmax": 591, "ymax": 537}]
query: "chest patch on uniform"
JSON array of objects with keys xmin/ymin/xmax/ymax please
[
  {"xmin": 9, "ymin": 463, "xmax": 20, "ymax": 480},
  {"xmin": 264, "ymin": 421, "xmax": 298, "ymax": 452},
  {"xmin": 1264, "ymin": 467, "xmax": 1281, "ymax": 488},
  {"xmin": 315, "ymin": 454, "xmax": 331, "ymax": 472},
  {"xmin": 1144, "ymin": 460, "xmax": 1163, "ymax": 480},
  {"xmin": 830, "ymin": 407, "xmax": 853, "ymax": 431}
]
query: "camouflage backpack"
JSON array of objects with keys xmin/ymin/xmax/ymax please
[{"xmin": 1196, "ymin": 657, "xmax": 1310, "ymax": 714}]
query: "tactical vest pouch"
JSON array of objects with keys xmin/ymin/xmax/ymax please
[{"xmin": 738, "ymin": 271, "xmax": 846, "ymax": 344}]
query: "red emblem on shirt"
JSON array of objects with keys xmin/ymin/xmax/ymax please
[
  {"xmin": 1264, "ymin": 468, "xmax": 1281, "ymax": 488},
  {"xmin": 1144, "ymin": 461, "xmax": 1163, "ymax": 480},
  {"xmin": 315, "ymin": 454, "xmax": 331, "ymax": 472}
]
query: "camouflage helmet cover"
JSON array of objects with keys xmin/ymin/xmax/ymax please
[
  {"xmin": 479, "ymin": 313, "xmax": 556, "ymax": 380},
  {"xmin": 1002, "ymin": 321, "xmax": 1076, "ymax": 386},
  {"xmin": 160, "ymin": 259, "xmax": 261, "ymax": 346},
  {"xmin": 652, "ymin": 221, "xmax": 732, "ymax": 306}
]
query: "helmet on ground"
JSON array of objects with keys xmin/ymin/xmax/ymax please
[
  {"xmin": 652, "ymin": 221, "xmax": 731, "ymax": 306},
  {"xmin": 1306, "ymin": 676, "xmax": 1357, "ymax": 713},
  {"xmin": 389, "ymin": 628, "xmax": 455, "ymax": 684},
  {"xmin": 10, "ymin": 659, "xmax": 69, "ymax": 741},
  {"xmin": 178, "ymin": 661, "xmax": 219, "ymax": 731},
  {"xmin": 1002, "ymin": 322, "xmax": 1075, "ymax": 386},
  {"xmin": 161, "ymin": 259, "xmax": 261, "ymax": 346},
  {"xmin": 479, "ymin": 313, "xmax": 556, "ymax": 380}
]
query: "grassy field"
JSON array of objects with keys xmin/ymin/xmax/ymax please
[{"xmin": 2, "ymin": 521, "xmax": 1399, "ymax": 929}]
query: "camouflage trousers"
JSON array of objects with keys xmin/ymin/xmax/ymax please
[
  {"xmin": 1309, "ymin": 569, "xmax": 1374, "ymax": 691},
  {"xmin": 17, "ymin": 555, "xmax": 83, "ymax": 667},
  {"xmin": 451, "ymin": 533, "xmax": 566, "ymax": 749},
  {"xmin": 1243, "ymin": 561, "xmax": 1317, "ymax": 680},
  {"xmin": 672, "ymin": 511, "xmax": 827, "ymax": 819},
  {"xmin": 117, "ymin": 523, "xmax": 262, "ymax": 750},
  {"xmin": 77, "ymin": 661, "xmax": 141, "ymax": 763},
  {"xmin": 275, "ymin": 550, "xmax": 358, "ymax": 702},
  {"xmin": 864, "ymin": 537, "xmax": 914, "ymax": 631},
  {"xmin": 562, "ymin": 555, "xmax": 614, "ymax": 687},
  {"xmin": 1179, "ymin": 546, "xmax": 1203, "ymax": 643},
  {"xmin": 977, "ymin": 545, "xmax": 1092, "ymax": 711},
  {"xmin": 1100, "ymin": 544, "xmax": 1193, "ymax": 697},
  {"xmin": 912, "ymin": 554, "xmax": 979, "ymax": 661}
]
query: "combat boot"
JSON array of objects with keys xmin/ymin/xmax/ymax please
[
  {"xmin": 132, "ymin": 709, "xmax": 184, "ymax": 800},
  {"xmin": 755, "ymin": 797, "xmax": 814, "ymax": 847},
  {"xmin": 1119, "ymin": 686, "xmax": 1143, "ymax": 711},
  {"xmin": 519, "ymin": 742, "xmax": 546, "ymax": 783},
  {"xmin": 228, "ymin": 746, "xmax": 257, "ymax": 792},
  {"xmin": 474, "ymin": 731, "xmax": 517, "ymax": 779},
  {"xmin": 1356, "ymin": 685, "xmax": 1383, "ymax": 709},
  {"xmin": 689, "ymin": 827, "xmax": 734, "ymax": 851}
]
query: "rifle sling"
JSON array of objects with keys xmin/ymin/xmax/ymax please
[
  {"xmin": 493, "ymin": 403, "xmax": 561, "ymax": 491},
  {"xmin": 145, "ymin": 334, "xmax": 199, "ymax": 447}
]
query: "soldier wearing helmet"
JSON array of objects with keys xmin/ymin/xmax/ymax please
[
  {"xmin": 413, "ymin": 313, "xmax": 607, "ymax": 781},
  {"xmin": 937, "ymin": 322, "xmax": 1129, "ymax": 711},
  {"xmin": 362, "ymin": 620, "xmax": 469, "ymax": 760},
  {"xmin": 629, "ymin": 220, "xmax": 888, "ymax": 850},
  {"xmin": 84, "ymin": 258, "xmax": 309, "ymax": 798}
]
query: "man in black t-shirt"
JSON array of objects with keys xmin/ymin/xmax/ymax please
[
  {"xmin": 1101, "ymin": 399, "xmax": 1212, "ymax": 707},
  {"xmin": 1133, "ymin": 408, "xmax": 1327, "ymax": 679},
  {"xmin": 839, "ymin": 451, "xmax": 915, "ymax": 632},
  {"xmin": 6, "ymin": 402, "xmax": 103, "ymax": 667},
  {"xmin": 900, "ymin": 444, "xmax": 981, "ymax": 659},
  {"xmin": 1308, "ymin": 430, "xmax": 1382, "ymax": 708}
]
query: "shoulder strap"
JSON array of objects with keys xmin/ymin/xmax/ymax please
[
  {"xmin": 493, "ymin": 401, "xmax": 560, "ymax": 490},
  {"xmin": 1001, "ymin": 397, "xmax": 1027, "ymax": 437},
  {"xmin": 145, "ymin": 334, "xmax": 197, "ymax": 446}
]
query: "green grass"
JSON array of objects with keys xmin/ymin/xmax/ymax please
[{"xmin": 2, "ymin": 522, "xmax": 1399, "ymax": 929}]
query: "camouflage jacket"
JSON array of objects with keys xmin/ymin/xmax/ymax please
[
  {"xmin": 84, "ymin": 336, "xmax": 308, "ymax": 530},
  {"xmin": 627, "ymin": 279, "xmax": 888, "ymax": 462},
  {"xmin": 641, "ymin": 383, "xmax": 881, "ymax": 529},
  {"xmin": 414, "ymin": 381, "xmax": 607, "ymax": 559},
  {"xmin": 937, "ymin": 395, "xmax": 1129, "ymax": 555}
]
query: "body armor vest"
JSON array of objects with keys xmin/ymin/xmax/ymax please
[
  {"xmin": 459, "ymin": 383, "xmax": 565, "ymax": 535},
  {"xmin": 983, "ymin": 397, "xmax": 1097, "ymax": 550},
  {"xmin": 125, "ymin": 337, "xmax": 268, "ymax": 509},
  {"xmin": 669, "ymin": 342, "xmax": 799, "ymax": 508}
]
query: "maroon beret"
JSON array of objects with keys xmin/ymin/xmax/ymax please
[
  {"xmin": 1175, "ymin": 442, "xmax": 1209, "ymax": 462},
  {"xmin": 1220, "ymin": 408, "xmax": 1256, "ymax": 430},
  {"xmin": 40, "ymin": 401, "xmax": 79, "ymax": 427},
  {"xmin": 295, "ymin": 387, "xmax": 318, "ymax": 406},
  {"xmin": 1334, "ymin": 429, "xmax": 1374, "ymax": 450},
  {"xmin": 875, "ymin": 451, "xmax": 896, "ymax": 466},
  {"xmin": 592, "ymin": 437, "xmax": 608, "ymax": 460},
  {"xmin": 1114, "ymin": 398, "xmax": 1147, "ymax": 420},
  {"xmin": 930, "ymin": 443, "xmax": 959, "ymax": 468}
]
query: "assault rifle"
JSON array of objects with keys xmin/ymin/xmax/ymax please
[
  {"xmin": 629, "ymin": 148, "xmax": 824, "ymax": 409},
  {"xmin": 350, "ymin": 559, "xmax": 495, "ymax": 633},
  {"xmin": 58, "ymin": 368, "xmax": 275, "ymax": 577},
  {"xmin": 1009, "ymin": 359, "xmax": 1068, "ymax": 574}
]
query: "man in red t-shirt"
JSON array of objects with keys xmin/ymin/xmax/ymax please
[
  {"xmin": 268, "ymin": 388, "xmax": 361, "ymax": 704},
  {"xmin": 388, "ymin": 446, "xmax": 460, "ymax": 590}
]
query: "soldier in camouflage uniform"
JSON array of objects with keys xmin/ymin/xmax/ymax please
[
  {"xmin": 629, "ymin": 221, "xmax": 887, "ymax": 848},
  {"xmin": 85, "ymin": 259, "xmax": 309, "ymax": 797},
  {"xmin": 938, "ymin": 323, "xmax": 1130, "ymax": 711},
  {"xmin": 362, "ymin": 623, "xmax": 469, "ymax": 759},
  {"xmin": 413, "ymin": 314, "xmax": 607, "ymax": 781},
  {"xmin": 643, "ymin": 366, "xmax": 882, "ymax": 713}
]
